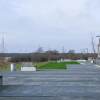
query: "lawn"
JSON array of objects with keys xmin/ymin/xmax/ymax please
[{"xmin": 36, "ymin": 61, "xmax": 80, "ymax": 69}]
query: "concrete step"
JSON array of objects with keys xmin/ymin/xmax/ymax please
[
  {"xmin": 2, "ymin": 71, "xmax": 100, "ymax": 76},
  {"xmin": 0, "ymin": 96, "xmax": 99, "ymax": 100},
  {"xmin": 0, "ymin": 86, "xmax": 100, "ymax": 97},
  {"xmin": 3, "ymin": 81, "xmax": 100, "ymax": 86}
]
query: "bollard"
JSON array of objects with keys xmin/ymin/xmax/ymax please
[
  {"xmin": 0, "ymin": 76, "xmax": 3, "ymax": 86},
  {"xmin": 11, "ymin": 63, "xmax": 16, "ymax": 72}
]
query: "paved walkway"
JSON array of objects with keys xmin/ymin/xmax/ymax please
[{"xmin": 0, "ymin": 63, "xmax": 100, "ymax": 100}]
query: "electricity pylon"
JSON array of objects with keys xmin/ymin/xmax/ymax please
[{"xmin": 1, "ymin": 32, "xmax": 5, "ymax": 53}]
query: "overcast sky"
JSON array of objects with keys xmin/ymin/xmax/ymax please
[{"xmin": 0, "ymin": 0, "xmax": 100, "ymax": 53}]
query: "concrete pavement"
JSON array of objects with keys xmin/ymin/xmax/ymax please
[{"xmin": 0, "ymin": 63, "xmax": 100, "ymax": 100}]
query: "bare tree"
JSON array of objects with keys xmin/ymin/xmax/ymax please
[
  {"xmin": 91, "ymin": 33, "xmax": 96, "ymax": 54},
  {"xmin": 91, "ymin": 33, "xmax": 97, "ymax": 63}
]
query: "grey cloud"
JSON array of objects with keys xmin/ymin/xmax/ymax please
[{"xmin": 0, "ymin": 0, "xmax": 99, "ymax": 52}]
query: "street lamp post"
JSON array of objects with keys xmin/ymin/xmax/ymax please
[{"xmin": 96, "ymin": 36, "xmax": 100, "ymax": 58}]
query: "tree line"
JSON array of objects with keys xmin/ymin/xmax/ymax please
[{"xmin": 6, "ymin": 50, "xmax": 97, "ymax": 63}]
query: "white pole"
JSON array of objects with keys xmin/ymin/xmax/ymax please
[{"xmin": 11, "ymin": 63, "xmax": 16, "ymax": 72}]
